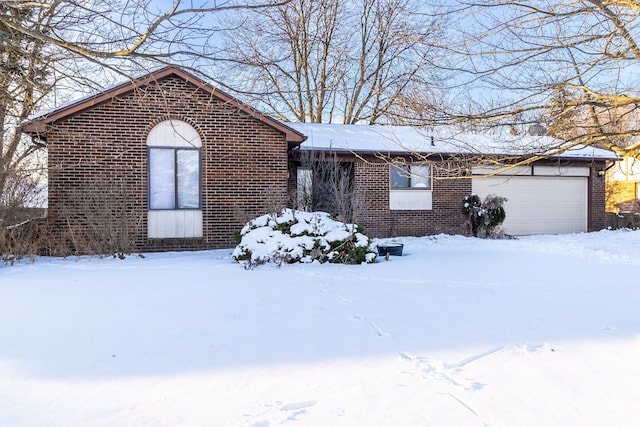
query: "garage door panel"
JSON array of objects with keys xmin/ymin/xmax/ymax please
[{"xmin": 472, "ymin": 176, "xmax": 587, "ymax": 235}]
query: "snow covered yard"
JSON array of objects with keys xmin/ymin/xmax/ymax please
[{"xmin": 1, "ymin": 230, "xmax": 640, "ymax": 427}]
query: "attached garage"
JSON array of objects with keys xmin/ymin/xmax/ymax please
[
  {"xmin": 472, "ymin": 166, "xmax": 590, "ymax": 235},
  {"xmin": 287, "ymin": 122, "xmax": 616, "ymax": 238}
]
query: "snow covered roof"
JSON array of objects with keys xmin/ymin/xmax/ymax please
[{"xmin": 286, "ymin": 122, "xmax": 618, "ymax": 160}]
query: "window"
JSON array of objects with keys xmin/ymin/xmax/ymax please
[
  {"xmin": 148, "ymin": 147, "xmax": 200, "ymax": 209},
  {"xmin": 296, "ymin": 167, "xmax": 313, "ymax": 211},
  {"xmin": 390, "ymin": 164, "xmax": 431, "ymax": 189},
  {"xmin": 146, "ymin": 120, "xmax": 203, "ymax": 239}
]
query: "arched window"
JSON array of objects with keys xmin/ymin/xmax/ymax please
[
  {"xmin": 147, "ymin": 120, "xmax": 202, "ymax": 210},
  {"xmin": 146, "ymin": 120, "xmax": 203, "ymax": 238}
]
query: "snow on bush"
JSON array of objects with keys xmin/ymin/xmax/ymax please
[
  {"xmin": 462, "ymin": 194, "xmax": 507, "ymax": 238},
  {"xmin": 232, "ymin": 209, "xmax": 377, "ymax": 268}
]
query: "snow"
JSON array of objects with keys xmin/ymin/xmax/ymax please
[
  {"xmin": 2, "ymin": 229, "xmax": 640, "ymax": 426},
  {"xmin": 233, "ymin": 210, "xmax": 373, "ymax": 266},
  {"xmin": 287, "ymin": 122, "xmax": 619, "ymax": 160}
]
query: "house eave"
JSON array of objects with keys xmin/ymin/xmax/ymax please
[
  {"xmin": 19, "ymin": 66, "xmax": 307, "ymax": 144},
  {"xmin": 296, "ymin": 146, "xmax": 615, "ymax": 163}
]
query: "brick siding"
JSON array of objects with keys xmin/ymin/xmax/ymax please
[
  {"xmin": 46, "ymin": 76, "xmax": 290, "ymax": 251},
  {"xmin": 589, "ymin": 163, "xmax": 607, "ymax": 231},
  {"xmin": 43, "ymin": 72, "xmax": 609, "ymax": 251},
  {"xmin": 352, "ymin": 158, "xmax": 607, "ymax": 238},
  {"xmin": 353, "ymin": 159, "xmax": 471, "ymax": 237}
]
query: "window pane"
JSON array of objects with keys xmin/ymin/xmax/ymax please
[
  {"xmin": 297, "ymin": 167, "xmax": 313, "ymax": 211},
  {"xmin": 177, "ymin": 149, "xmax": 200, "ymax": 209},
  {"xmin": 149, "ymin": 148, "xmax": 175, "ymax": 209},
  {"xmin": 390, "ymin": 165, "xmax": 410, "ymax": 188},
  {"xmin": 411, "ymin": 165, "xmax": 431, "ymax": 189}
]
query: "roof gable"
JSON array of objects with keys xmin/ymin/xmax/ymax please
[{"xmin": 20, "ymin": 67, "xmax": 306, "ymax": 144}]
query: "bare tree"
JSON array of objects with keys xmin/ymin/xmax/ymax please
[
  {"xmin": 1, "ymin": 0, "xmax": 293, "ymax": 171},
  {"xmin": 0, "ymin": 1, "xmax": 53, "ymax": 211},
  {"xmin": 294, "ymin": 150, "xmax": 360, "ymax": 222},
  {"xmin": 1, "ymin": 0, "xmax": 293, "ymax": 256},
  {"xmin": 1, "ymin": 1, "xmax": 294, "ymax": 67},
  {"xmin": 218, "ymin": 0, "xmax": 444, "ymax": 124},
  {"xmin": 419, "ymin": 0, "xmax": 640, "ymax": 160}
]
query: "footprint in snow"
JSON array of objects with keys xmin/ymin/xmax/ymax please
[
  {"xmin": 245, "ymin": 400, "xmax": 317, "ymax": 426},
  {"xmin": 399, "ymin": 350, "xmax": 490, "ymax": 391},
  {"xmin": 280, "ymin": 400, "xmax": 318, "ymax": 411},
  {"xmin": 320, "ymin": 288, "xmax": 354, "ymax": 304},
  {"xmin": 280, "ymin": 400, "xmax": 318, "ymax": 421},
  {"xmin": 353, "ymin": 314, "xmax": 392, "ymax": 337}
]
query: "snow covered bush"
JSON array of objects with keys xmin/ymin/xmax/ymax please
[
  {"xmin": 232, "ymin": 209, "xmax": 377, "ymax": 268},
  {"xmin": 462, "ymin": 194, "xmax": 507, "ymax": 238}
]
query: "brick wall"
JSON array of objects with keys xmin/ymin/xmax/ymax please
[
  {"xmin": 353, "ymin": 159, "xmax": 471, "ymax": 237},
  {"xmin": 589, "ymin": 163, "xmax": 607, "ymax": 231},
  {"xmin": 46, "ymin": 76, "xmax": 290, "ymax": 251},
  {"xmin": 352, "ymin": 158, "xmax": 607, "ymax": 238},
  {"xmin": 45, "ymin": 73, "xmax": 609, "ymax": 252}
]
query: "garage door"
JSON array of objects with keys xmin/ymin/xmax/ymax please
[{"xmin": 472, "ymin": 175, "xmax": 588, "ymax": 235}]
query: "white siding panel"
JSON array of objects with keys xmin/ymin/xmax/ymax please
[
  {"xmin": 534, "ymin": 166, "xmax": 590, "ymax": 177},
  {"xmin": 148, "ymin": 210, "xmax": 203, "ymax": 238},
  {"xmin": 471, "ymin": 165, "xmax": 532, "ymax": 176},
  {"xmin": 147, "ymin": 120, "xmax": 202, "ymax": 148},
  {"xmin": 389, "ymin": 190, "xmax": 432, "ymax": 210},
  {"xmin": 175, "ymin": 211, "xmax": 186, "ymax": 238},
  {"xmin": 472, "ymin": 176, "xmax": 588, "ymax": 235}
]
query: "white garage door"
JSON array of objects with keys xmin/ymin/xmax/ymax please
[{"xmin": 472, "ymin": 176, "xmax": 588, "ymax": 235}]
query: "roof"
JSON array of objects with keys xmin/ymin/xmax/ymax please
[
  {"xmin": 287, "ymin": 122, "xmax": 619, "ymax": 161},
  {"xmin": 20, "ymin": 67, "xmax": 306, "ymax": 145}
]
